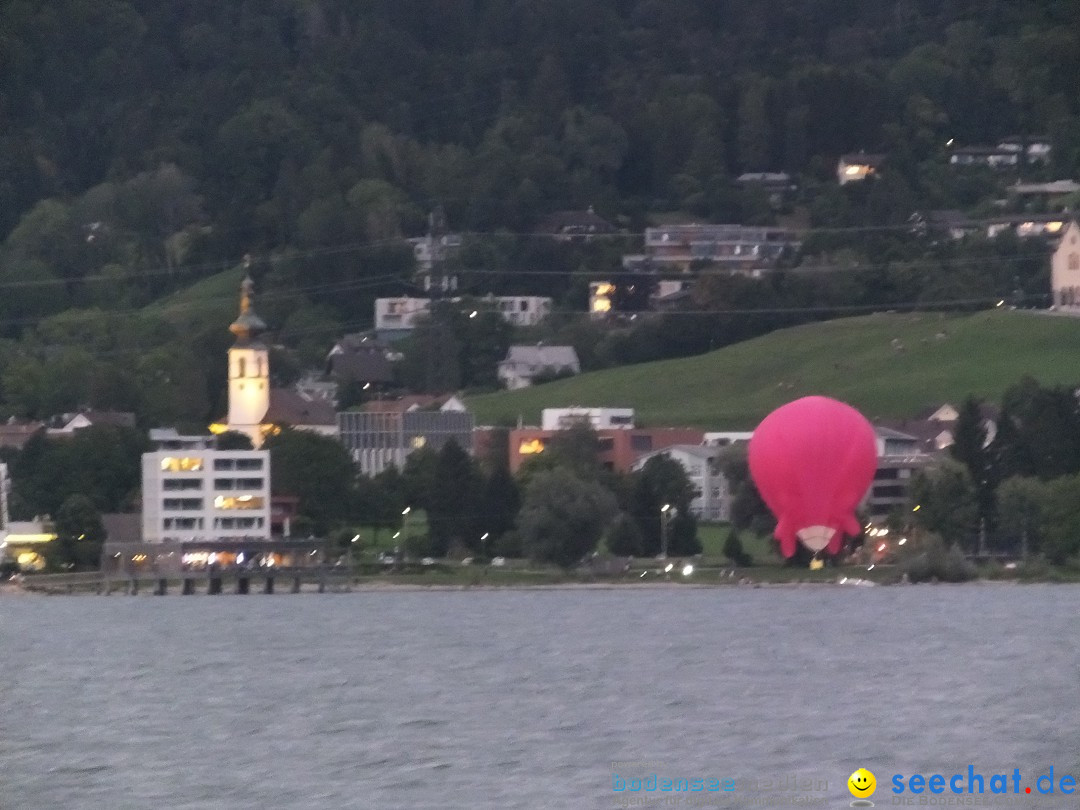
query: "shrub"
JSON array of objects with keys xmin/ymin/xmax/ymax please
[
  {"xmin": 723, "ymin": 528, "xmax": 753, "ymax": 566},
  {"xmin": 605, "ymin": 512, "xmax": 644, "ymax": 557},
  {"xmin": 900, "ymin": 534, "xmax": 976, "ymax": 583}
]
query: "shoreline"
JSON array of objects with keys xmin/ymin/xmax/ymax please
[{"xmin": 2, "ymin": 577, "xmax": 1070, "ymax": 596}]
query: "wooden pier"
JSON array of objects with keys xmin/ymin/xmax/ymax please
[
  {"xmin": 13, "ymin": 538, "xmax": 353, "ymax": 595},
  {"xmin": 19, "ymin": 566, "xmax": 351, "ymax": 595}
]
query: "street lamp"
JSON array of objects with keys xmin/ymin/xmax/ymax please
[{"xmin": 660, "ymin": 503, "xmax": 671, "ymax": 559}]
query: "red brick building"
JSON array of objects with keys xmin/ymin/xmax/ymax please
[{"xmin": 507, "ymin": 427, "xmax": 705, "ymax": 473}]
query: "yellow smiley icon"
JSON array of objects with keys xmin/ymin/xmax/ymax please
[{"xmin": 848, "ymin": 768, "xmax": 877, "ymax": 798}]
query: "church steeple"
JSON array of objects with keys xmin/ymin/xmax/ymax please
[
  {"xmin": 229, "ymin": 273, "xmax": 267, "ymax": 345},
  {"xmin": 224, "ymin": 270, "xmax": 271, "ymax": 447}
]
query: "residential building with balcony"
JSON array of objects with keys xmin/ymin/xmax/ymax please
[
  {"xmin": 374, "ymin": 295, "xmax": 552, "ymax": 340},
  {"xmin": 142, "ymin": 439, "xmax": 271, "ymax": 544},
  {"xmin": 631, "ymin": 444, "xmax": 735, "ymax": 522},
  {"xmin": 640, "ymin": 224, "xmax": 799, "ymax": 271}
]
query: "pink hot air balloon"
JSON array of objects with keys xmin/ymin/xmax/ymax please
[{"xmin": 748, "ymin": 396, "xmax": 878, "ymax": 558}]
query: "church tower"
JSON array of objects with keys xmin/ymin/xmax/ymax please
[{"xmin": 226, "ymin": 274, "xmax": 270, "ymax": 447}]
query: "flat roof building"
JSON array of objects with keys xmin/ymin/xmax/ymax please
[{"xmin": 142, "ymin": 447, "xmax": 271, "ymax": 544}]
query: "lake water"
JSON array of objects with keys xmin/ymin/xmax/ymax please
[{"xmin": 2, "ymin": 585, "xmax": 1079, "ymax": 809}]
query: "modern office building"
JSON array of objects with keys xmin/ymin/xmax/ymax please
[{"xmin": 338, "ymin": 408, "xmax": 475, "ymax": 476}]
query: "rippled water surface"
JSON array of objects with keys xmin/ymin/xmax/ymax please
[{"xmin": 3, "ymin": 585, "xmax": 1079, "ymax": 809}]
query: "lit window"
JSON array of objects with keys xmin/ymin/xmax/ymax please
[
  {"xmin": 161, "ymin": 456, "xmax": 203, "ymax": 472},
  {"xmin": 519, "ymin": 438, "xmax": 545, "ymax": 455},
  {"xmin": 214, "ymin": 496, "xmax": 266, "ymax": 510}
]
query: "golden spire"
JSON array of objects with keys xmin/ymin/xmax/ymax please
[{"xmin": 229, "ymin": 272, "xmax": 267, "ymax": 343}]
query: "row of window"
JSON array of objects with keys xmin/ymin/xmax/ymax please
[
  {"xmin": 213, "ymin": 458, "xmax": 264, "ymax": 471},
  {"xmin": 164, "ymin": 518, "xmax": 203, "ymax": 530},
  {"xmin": 162, "ymin": 517, "xmax": 265, "ymax": 530},
  {"xmin": 161, "ymin": 496, "xmax": 266, "ymax": 511},
  {"xmin": 214, "ymin": 478, "xmax": 264, "ymax": 490},
  {"xmin": 160, "ymin": 457, "xmax": 265, "ymax": 473},
  {"xmin": 214, "ymin": 517, "xmax": 265, "ymax": 529},
  {"xmin": 162, "ymin": 478, "xmax": 265, "ymax": 491},
  {"xmin": 163, "ymin": 498, "xmax": 203, "ymax": 511},
  {"xmin": 163, "ymin": 479, "xmax": 202, "ymax": 491}
]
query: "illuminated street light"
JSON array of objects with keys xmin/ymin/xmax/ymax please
[{"xmin": 660, "ymin": 503, "xmax": 671, "ymax": 558}]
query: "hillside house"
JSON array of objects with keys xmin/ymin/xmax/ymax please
[
  {"xmin": 536, "ymin": 208, "xmax": 616, "ymax": 242},
  {"xmin": 1051, "ymin": 221, "xmax": 1080, "ymax": 308},
  {"xmin": 638, "ymin": 224, "xmax": 799, "ymax": 271},
  {"xmin": 497, "ymin": 345, "xmax": 580, "ymax": 390},
  {"xmin": 837, "ymin": 153, "xmax": 884, "ymax": 185}
]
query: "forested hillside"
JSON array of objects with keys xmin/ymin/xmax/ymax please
[{"xmin": 0, "ymin": 0, "xmax": 1077, "ymax": 425}]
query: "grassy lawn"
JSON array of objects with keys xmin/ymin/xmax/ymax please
[
  {"xmin": 696, "ymin": 522, "xmax": 781, "ymax": 565},
  {"xmin": 467, "ymin": 310, "xmax": 1080, "ymax": 428}
]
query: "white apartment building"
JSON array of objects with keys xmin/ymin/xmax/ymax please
[
  {"xmin": 375, "ymin": 295, "xmax": 552, "ymax": 333},
  {"xmin": 630, "ymin": 444, "xmax": 734, "ymax": 522},
  {"xmin": 142, "ymin": 433, "xmax": 271, "ymax": 544}
]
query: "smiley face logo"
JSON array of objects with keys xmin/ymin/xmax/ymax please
[{"xmin": 848, "ymin": 768, "xmax": 877, "ymax": 798}]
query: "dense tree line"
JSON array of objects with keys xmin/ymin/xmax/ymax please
[
  {"xmin": 5, "ymin": 423, "xmax": 700, "ymax": 570},
  {"xmin": 907, "ymin": 379, "xmax": 1080, "ymax": 563}
]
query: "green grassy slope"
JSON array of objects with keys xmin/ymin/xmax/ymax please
[
  {"xmin": 468, "ymin": 310, "xmax": 1080, "ymax": 428},
  {"xmin": 144, "ymin": 266, "xmax": 241, "ymax": 329}
]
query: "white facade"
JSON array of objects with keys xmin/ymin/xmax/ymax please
[
  {"xmin": 631, "ymin": 445, "xmax": 734, "ymax": 522},
  {"xmin": 1051, "ymin": 221, "xmax": 1080, "ymax": 308},
  {"xmin": 541, "ymin": 407, "xmax": 635, "ymax": 431},
  {"xmin": 703, "ymin": 431, "xmax": 754, "ymax": 447},
  {"xmin": 375, "ymin": 296, "xmax": 552, "ymax": 332},
  {"xmin": 497, "ymin": 345, "xmax": 580, "ymax": 390},
  {"xmin": 142, "ymin": 449, "xmax": 271, "ymax": 544},
  {"xmin": 226, "ymin": 344, "xmax": 270, "ymax": 447}
]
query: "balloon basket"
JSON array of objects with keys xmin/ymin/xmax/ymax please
[{"xmin": 809, "ymin": 557, "xmax": 825, "ymax": 571}]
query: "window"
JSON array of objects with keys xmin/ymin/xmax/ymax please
[
  {"xmin": 236, "ymin": 478, "xmax": 264, "ymax": 490},
  {"xmin": 596, "ymin": 437, "xmax": 615, "ymax": 451},
  {"xmin": 163, "ymin": 498, "xmax": 203, "ymax": 511},
  {"xmin": 519, "ymin": 438, "xmax": 545, "ymax": 455},
  {"xmin": 214, "ymin": 478, "xmax": 234, "ymax": 490},
  {"xmin": 874, "ymin": 468, "xmax": 900, "ymax": 481},
  {"xmin": 161, "ymin": 456, "xmax": 203, "ymax": 472},
  {"xmin": 214, "ymin": 495, "xmax": 266, "ymax": 510},
  {"xmin": 630, "ymin": 434, "xmax": 653, "ymax": 452},
  {"xmin": 1070, "ymin": 253, "xmax": 1079, "ymax": 271},
  {"xmin": 238, "ymin": 357, "xmax": 246, "ymax": 378},
  {"xmin": 235, "ymin": 458, "xmax": 263, "ymax": 471},
  {"xmin": 872, "ymin": 485, "xmax": 905, "ymax": 498},
  {"xmin": 610, "ymin": 415, "xmax": 633, "ymax": 425},
  {"xmin": 163, "ymin": 479, "xmax": 202, "ymax": 491},
  {"xmin": 214, "ymin": 459, "xmax": 235, "ymax": 471},
  {"xmin": 520, "ymin": 300, "xmax": 528, "ymax": 311}
]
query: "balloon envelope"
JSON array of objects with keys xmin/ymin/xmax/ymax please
[{"xmin": 748, "ymin": 396, "xmax": 878, "ymax": 557}]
